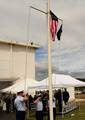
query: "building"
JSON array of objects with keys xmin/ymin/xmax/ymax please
[{"xmin": 0, "ymin": 39, "xmax": 39, "ymax": 90}]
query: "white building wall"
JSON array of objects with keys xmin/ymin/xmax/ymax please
[
  {"xmin": 13, "ymin": 46, "xmax": 35, "ymax": 80},
  {"xmin": 0, "ymin": 43, "xmax": 10, "ymax": 78},
  {"xmin": 0, "ymin": 42, "xmax": 36, "ymax": 80}
]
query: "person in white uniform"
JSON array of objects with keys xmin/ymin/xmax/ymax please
[
  {"xmin": 34, "ymin": 95, "xmax": 43, "ymax": 120},
  {"xmin": 14, "ymin": 91, "xmax": 28, "ymax": 120}
]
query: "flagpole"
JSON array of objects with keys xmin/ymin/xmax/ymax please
[
  {"xmin": 10, "ymin": 40, "xmax": 13, "ymax": 78},
  {"xmin": 47, "ymin": 0, "xmax": 53, "ymax": 120},
  {"xmin": 24, "ymin": 6, "xmax": 31, "ymax": 119},
  {"xmin": 24, "ymin": 6, "xmax": 31, "ymax": 92},
  {"xmin": 57, "ymin": 41, "xmax": 61, "ymax": 71}
]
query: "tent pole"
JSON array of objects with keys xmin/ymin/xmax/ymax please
[
  {"xmin": 61, "ymin": 88, "xmax": 64, "ymax": 119},
  {"xmin": 78, "ymin": 88, "xmax": 81, "ymax": 111}
]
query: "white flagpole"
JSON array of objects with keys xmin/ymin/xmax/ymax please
[
  {"xmin": 47, "ymin": 0, "xmax": 53, "ymax": 120},
  {"xmin": 10, "ymin": 40, "xmax": 13, "ymax": 78},
  {"xmin": 24, "ymin": 6, "xmax": 31, "ymax": 119},
  {"xmin": 24, "ymin": 6, "xmax": 31, "ymax": 92}
]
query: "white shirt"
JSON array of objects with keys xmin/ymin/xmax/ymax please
[
  {"xmin": 48, "ymin": 97, "xmax": 56, "ymax": 108},
  {"xmin": 36, "ymin": 101, "xmax": 43, "ymax": 111},
  {"xmin": 14, "ymin": 96, "xmax": 26, "ymax": 111},
  {"xmin": 53, "ymin": 98, "xmax": 56, "ymax": 108}
]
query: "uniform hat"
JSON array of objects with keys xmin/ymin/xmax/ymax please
[{"xmin": 17, "ymin": 90, "xmax": 24, "ymax": 95}]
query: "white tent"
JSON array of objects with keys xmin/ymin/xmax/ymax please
[
  {"xmin": 1, "ymin": 78, "xmax": 39, "ymax": 93},
  {"xmin": 1, "ymin": 74, "xmax": 85, "ymax": 97},
  {"xmin": 29, "ymin": 74, "xmax": 85, "ymax": 89},
  {"xmin": 28, "ymin": 74, "xmax": 85, "ymax": 101}
]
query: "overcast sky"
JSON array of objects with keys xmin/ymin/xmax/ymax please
[{"xmin": 0, "ymin": 0, "xmax": 85, "ymax": 79}]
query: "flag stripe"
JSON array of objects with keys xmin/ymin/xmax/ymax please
[
  {"xmin": 50, "ymin": 20, "xmax": 58, "ymax": 41},
  {"xmin": 50, "ymin": 11, "xmax": 58, "ymax": 41}
]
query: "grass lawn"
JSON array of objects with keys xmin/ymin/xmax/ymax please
[
  {"xmin": 59, "ymin": 105, "xmax": 85, "ymax": 120},
  {"xmin": 29, "ymin": 99, "xmax": 85, "ymax": 120}
]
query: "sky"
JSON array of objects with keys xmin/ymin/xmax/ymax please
[{"xmin": 0, "ymin": 0, "xmax": 85, "ymax": 79}]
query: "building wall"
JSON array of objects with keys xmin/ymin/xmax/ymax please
[
  {"xmin": 0, "ymin": 43, "xmax": 10, "ymax": 78},
  {"xmin": 0, "ymin": 43, "xmax": 36, "ymax": 80}
]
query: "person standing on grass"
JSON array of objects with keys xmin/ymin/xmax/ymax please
[
  {"xmin": 47, "ymin": 95, "xmax": 56, "ymax": 120},
  {"xmin": 14, "ymin": 91, "xmax": 28, "ymax": 120},
  {"xmin": 63, "ymin": 88, "xmax": 70, "ymax": 105},
  {"xmin": 55, "ymin": 89, "xmax": 62, "ymax": 113},
  {"xmin": 34, "ymin": 94, "xmax": 43, "ymax": 120},
  {"xmin": 5, "ymin": 95, "xmax": 11, "ymax": 114}
]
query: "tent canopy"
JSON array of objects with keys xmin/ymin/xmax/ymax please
[
  {"xmin": 1, "ymin": 74, "xmax": 85, "ymax": 93},
  {"xmin": 28, "ymin": 74, "xmax": 85, "ymax": 89},
  {"xmin": 1, "ymin": 78, "xmax": 39, "ymax": 93}
]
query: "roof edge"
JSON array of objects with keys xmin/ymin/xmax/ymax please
[{"xmin": 0, "ymin": 39, "xmax": 40, "ymax": 49}]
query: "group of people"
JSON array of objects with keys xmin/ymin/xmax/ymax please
[
  {"xmin": 54, "ymin": 88, "xmax": 70, "ymax": 113},
  {"xmin": 0, "ymin": 93, "xmax": 16, "ymax": 113},
  {"xmin": 0, "ymin": 88, "xmax": 69, "ymax": 120},
  {"xmin": 32, "ymin": 88, "xmax": 69, "ymax": 120}
]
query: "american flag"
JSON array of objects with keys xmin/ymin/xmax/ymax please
[{"xmin": 50, "ymin": 11, "xmax": 58, "ymax": 41}]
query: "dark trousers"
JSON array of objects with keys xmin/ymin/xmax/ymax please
[
  {"xmin": 53, "ymin": 108, "xmax": 56, "ymax": 120},
  {"xmin": 16, "ymin": 111, "xmax": 25, "ymax": 120},
  {"xmin": 48, "ymin": 108, "xmax": 56, "ymax": 120},
  {"xmin": 6, "ymin": 106, "xmax": 10, "ymax": 113},
  {"xmin": 58, "ymin": 103, "xmax": 62, "ymax": 113},
  {"xmin": 36, "ymin": 111, "xmax": 43, "ymax": 120}
]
